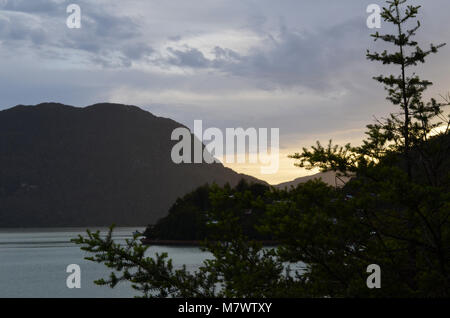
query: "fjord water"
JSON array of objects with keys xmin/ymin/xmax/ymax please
[{"xmin": 0, "ymin": 228, "xmax": 211, "ymax": 298}]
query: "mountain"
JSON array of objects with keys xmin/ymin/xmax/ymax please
[
  {"xmin": 0, "ymin": 103, "xmax": 265, "ymax": 227},
  {"xmin": 275, "ymin": 170, "xmax": 350, "ymax": 189}
]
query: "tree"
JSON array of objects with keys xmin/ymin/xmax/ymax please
[
  {"xmin": 366, "ymin": 0, "xmax": 447, "ymax": 180},
  {"xmin": 288, "ymin": 0, "xmax": 450, "ymax": 296},
  {"xmin": 292, "ymin": 1, "xmax": 449, "ymax": 177}
]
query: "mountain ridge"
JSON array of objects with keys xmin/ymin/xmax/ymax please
[
  {"xmin": 0, "ymin": 102, "xmax": 265, "ymax": 227},
  {"xmin": 275, "ymin": 170, "xmax": 350, "ymax": 189}
]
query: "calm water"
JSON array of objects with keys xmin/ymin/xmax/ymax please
[{"xmin": 0, "ymin": 228, "xmax": 212, "ymax": 298}]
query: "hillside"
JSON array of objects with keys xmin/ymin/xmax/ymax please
[
  {"xmin": 0, "ymin": 103, "xmax": 265, "ymax": 227},
  {"xmin": 275, "ymin": 170, "xmax": 350, "ymax": 189}
]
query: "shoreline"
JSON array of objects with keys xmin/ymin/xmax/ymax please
[{"xmin": 140, "ymin": 238, "xmax": 278, "ymax": 247}]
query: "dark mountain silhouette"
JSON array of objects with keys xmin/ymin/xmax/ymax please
[
  {"xmin": 275, "ymin": 171, "xmax": 351, "ymax": 189},
  {"xmin": 0, "ymin": 103, "xmax": 265, "ymax": 227}
]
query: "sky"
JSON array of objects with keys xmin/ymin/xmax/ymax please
[{"xmin": 1, "ymin": 0, "xmax": 449, "ymax": 184}]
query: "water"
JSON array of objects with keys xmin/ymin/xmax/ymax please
[{"xmin": 0, "ymin": 228, "xmax": 212, "ymax": 298}]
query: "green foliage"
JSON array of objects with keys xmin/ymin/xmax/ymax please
[
  {"xmin": 145, "ymin": 180, "xmax": 273, "ymax": 241},
  {"xmin": 72, "ymin": 226, "xmax": 219, "ymax": 298},
  {"xmin": 144, "ymin": 184, "xmax": 211, "ymax": 240},
  {"xmin": 263, "ymin": 162, "xmax": 450, "ymax": 297}
]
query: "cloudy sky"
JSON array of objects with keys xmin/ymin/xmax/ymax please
[{"xmin": 1, "ymin": 0, "xmax": 449, "ymax": 184}]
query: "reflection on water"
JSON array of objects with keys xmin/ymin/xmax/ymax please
[{"xmin": 0, "ymin": 228, "xmax": 211, "ymax": 298}]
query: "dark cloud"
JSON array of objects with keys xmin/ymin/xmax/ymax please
[
  {"xmin": 0, "ymin": 10, "xmax": 49, "ymax": 45},
  {"xmin": 166, "ymin": 46, "xmax": 211, "ymax": 68}
]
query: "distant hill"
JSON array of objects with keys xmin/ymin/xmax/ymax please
[
  {"xmin": 275, "ymin": 170, "xmax": 350, "ymax": 189},
  {"xmin": 0, "ymin": 103, "xmax": 265, "ymax": 227}
]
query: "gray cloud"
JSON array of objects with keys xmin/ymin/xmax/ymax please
[
  {"xmin": 0, "ymin": 0, "xmax": 153, "ymax": 67},
  {"xmin": 150, "ymin": 18, "xmax": 371, "ymax": 91},
  {"xmin": 222, "ymin": 19, "xmax": 370, "ymax": 89},
  {"xmin": 166, "ymin": 46, "xmax": 211, "ymax": 68}
]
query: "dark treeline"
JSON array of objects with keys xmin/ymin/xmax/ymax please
[{"xmin": 143, "ymin": 180, "xmax": 275, "ymax": 241}]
